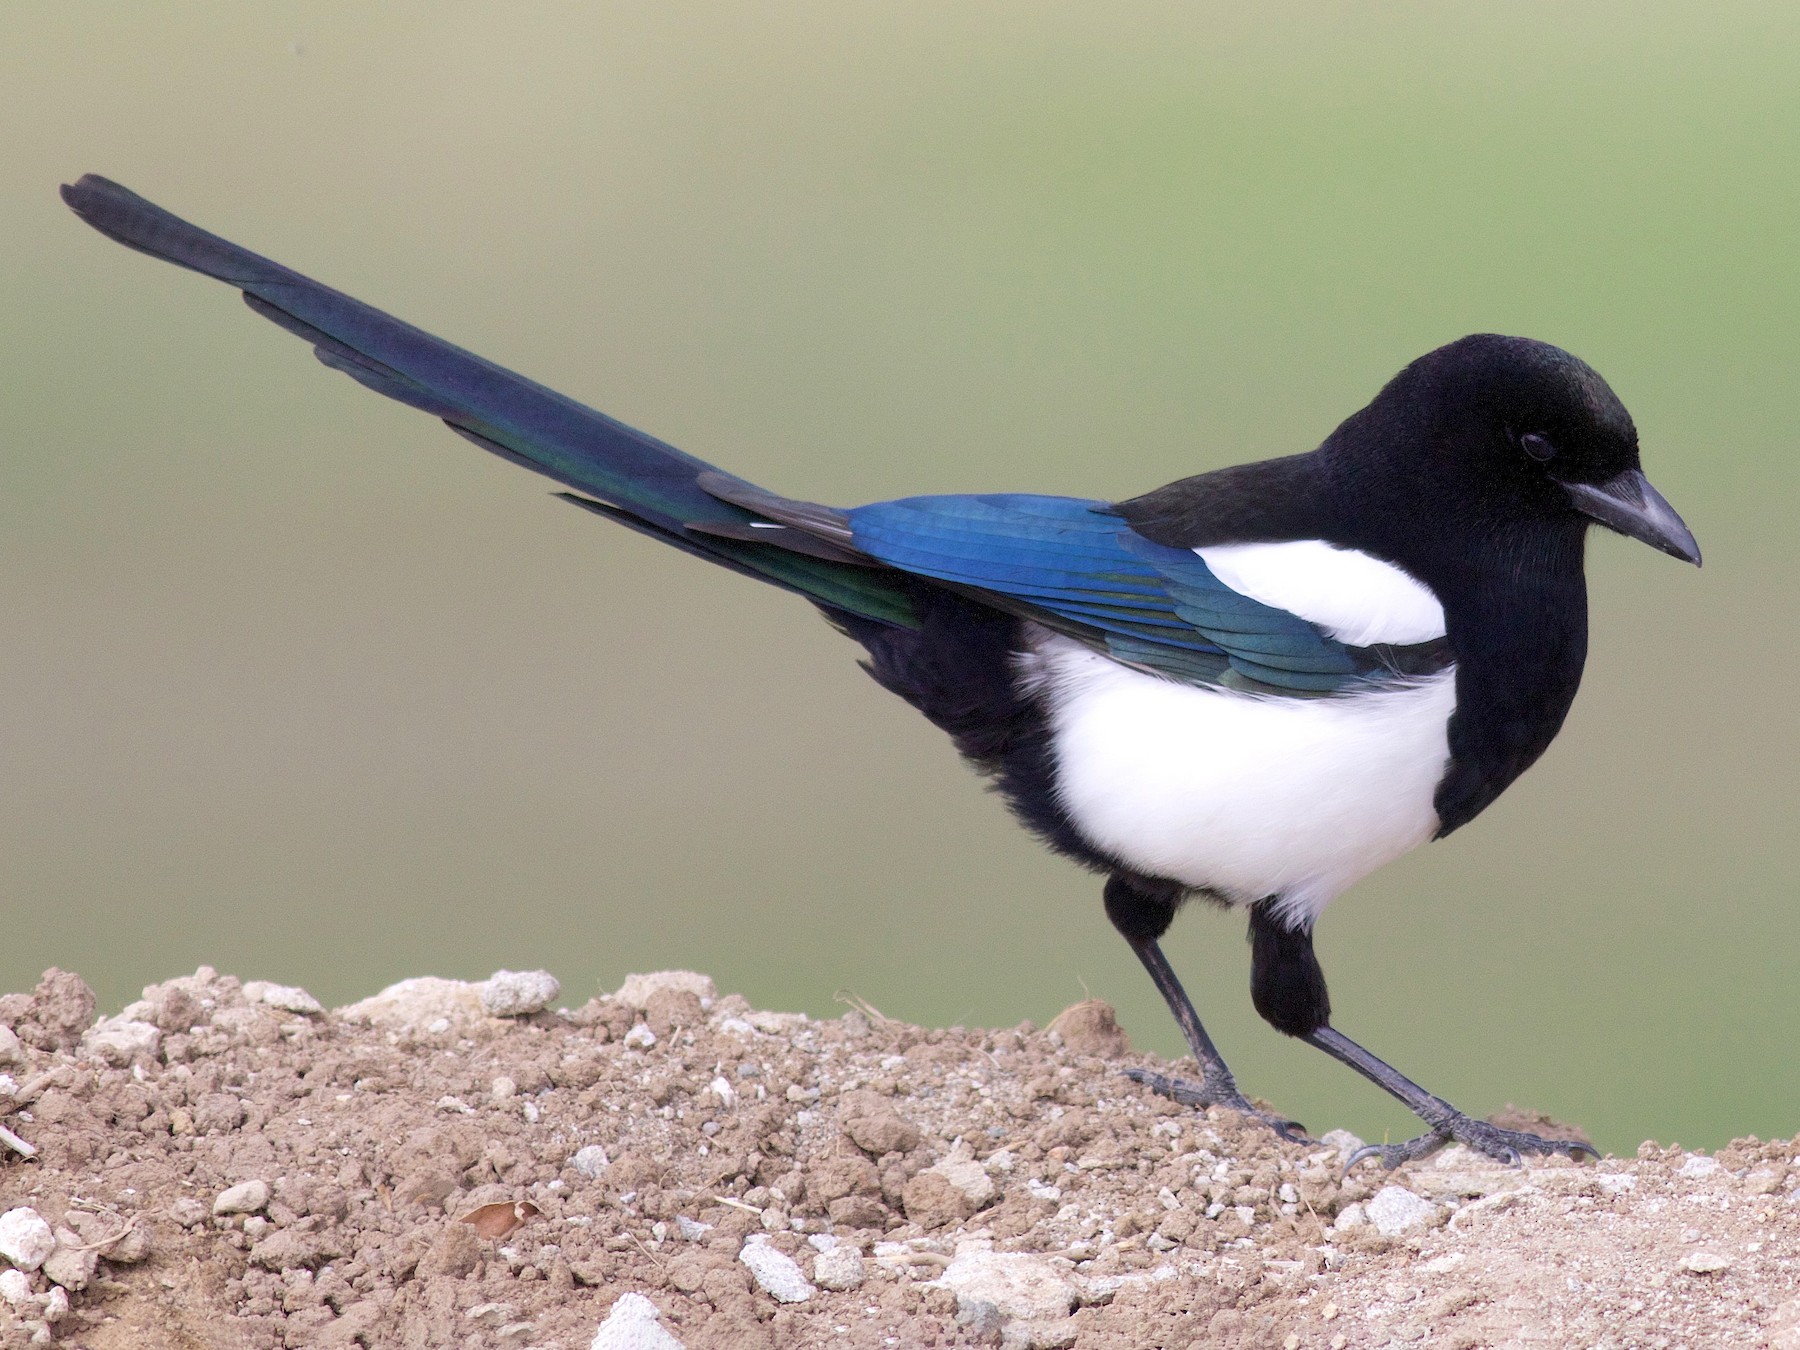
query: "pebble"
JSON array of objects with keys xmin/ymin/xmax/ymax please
[
  {"xmin": 1683, "ymin": 1250, "xmax": 1731, "ymax": 1274},
  {"xmin": 572, "ymin": 1145, "xmax": 611, "ymax": 1179},
  {"xmin": 623, "ymin": 1024, "xmax": 657, "ymax": 1051},
  {"xmin": 0, "ymin": 1268, "xmax": 32, "ymax": 1305},
  {"xmin": 0, "ymin": 1025, "xmax": 23, "ymax": 1067},
  {"xmin": 79, "ymin": 1017, "xmax": 162, "ymax": 1066},
  {"xmin": 613, "ymin": 971, "xmax": 716, "ymax": 1010},
  {"xmin": 1679, "ymin": 1155, "xmax": 1723, "ymax": 1181},
  {"xmin": 739, "ymin": 1235, "xmax": 815, "ymax": 1303},
  {"xmin": 931, "ymin": 1250, "xmax": 1079, "ymax": 1323},
  {"xmin": 0, "ymin": 1209, "xmax": 55, "ymax": 1272},
  {"xmin": 480, "ymin": 970, "xmax": 561, "ymax": 1018},
  {"xmin": 335, "ymin": 977, "xmax": 486, "ymax": 1031},
  {"xmin": 589, "ymin": 1291, "xmax": 686, "ymax": 1350},
  {"xmin": 1367, "ymin": 1186, "xmax": 1439, "ymax": 1237},
  {"xmin": 41, "ymin": 1240, "xmax": 97, "ymax": 1292},
  {"xmin": 812, "ymin": 1244, "xmax": 867, "ymax": 1291},
  {"xmin": 213, "ymin": 1180, "xmax": 272, "ymax": 1216},
  {"xmin": 241, "ymin": 981, "xmax": 325, "ymax": 1016}
]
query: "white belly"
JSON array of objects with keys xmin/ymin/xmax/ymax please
[{"xmin": 1017, "ymin": 633, "xmax": 1456, "ymax": 927}]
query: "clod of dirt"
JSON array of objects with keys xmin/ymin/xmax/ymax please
[{"xmin": 2, "ymin": 965, "xmax": 1799, "ymax": 1349}]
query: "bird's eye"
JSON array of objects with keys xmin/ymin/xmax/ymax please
[{"xmin": 1520, "ymin": 432, "xmax": 1556, "ymax": 462}]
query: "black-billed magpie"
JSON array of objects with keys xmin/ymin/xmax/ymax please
[{"xmin": 62, "ymin": 175, "xmax": 1700, "ymax": 1167}]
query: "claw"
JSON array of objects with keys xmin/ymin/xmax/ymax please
[
  {"xmin": 1119, "ymin": 1068, "xmax": 1312, "ymax": 1145},
  {"xmin": 1343, "ymin": 1116, "xmax": 1598, "ymax": 1171}
]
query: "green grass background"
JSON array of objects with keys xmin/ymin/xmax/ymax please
[{"xmin": 4, "ymin": 4, "xmax": 1795, "ymax": 1154}]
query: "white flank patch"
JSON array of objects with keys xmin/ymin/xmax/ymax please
[
  {"xmin": 1195, "ymin": 540, "xmax": 1446, "ymax": 647},
  {"xmin": 1018, "ymin": 633, "xmax": 1456, "ymax": 926}
]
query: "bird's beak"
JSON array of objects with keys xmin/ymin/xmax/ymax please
[{"xmin": 1565, "ymin": 469, "xmax": 1701, "ymax": 566}]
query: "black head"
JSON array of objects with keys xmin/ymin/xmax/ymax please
[{"xmin": 1330, "ymin": 334, "xmax": 1700, "ymax": 566}]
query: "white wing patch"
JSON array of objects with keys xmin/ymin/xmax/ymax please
[{"xmin": 1195, "ymin": 540, "xmax": 1446, "ymax": 647}]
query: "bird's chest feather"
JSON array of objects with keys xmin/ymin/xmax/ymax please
[{"xmin": 1016, "ymin": 632, "xmax": 1457, "ymax": 926}]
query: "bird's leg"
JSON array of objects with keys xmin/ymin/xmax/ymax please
[
  {"xmin": 1106, "ymin": 874, "xmax": 1309, "ymax": 1143},
  {"xmin": 1301, "ymin": 1026, "xmax": 1598, "ymax": 1169},
  {"xmin": 1245, "ymin": 904, "xmax": 1597, "ymax": 1169}
]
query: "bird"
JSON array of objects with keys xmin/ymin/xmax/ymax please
[{"xmin": 62, "ymin": 174, "xmax": 1699, "ymax": 1168}]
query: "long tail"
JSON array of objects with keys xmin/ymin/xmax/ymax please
[{"xmin": 61, "ymin": 175, "xmax": 916, "ymax": 629}]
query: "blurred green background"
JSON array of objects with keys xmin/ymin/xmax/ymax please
[{"xmin": 4, "ymin": 4, "xmax": 1794, "ymax": 1155}]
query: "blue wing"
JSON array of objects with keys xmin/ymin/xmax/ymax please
[{"xmin": 846, "ymin": 494, "xmax": 1409, "ymax": 695}]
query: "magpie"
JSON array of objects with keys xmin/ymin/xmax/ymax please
[{"xmin": 62, "ymin": 175, "xmax": 1700, "ymax": 1167}]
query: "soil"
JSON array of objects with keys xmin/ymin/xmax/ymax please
[{"xmin": 2, "ymin": 965, "xmax": 1798, "ymax": 1350}]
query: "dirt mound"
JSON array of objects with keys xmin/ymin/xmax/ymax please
[{"xmin": 2, "ymin": 966, "xmax": 1798, "ymax": 1349}]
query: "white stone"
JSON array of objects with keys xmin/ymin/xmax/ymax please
[
  {"xmin": 0, "ymin": 1268, "xmax": 32, "ymax": 1305},
  {"xmin": 931, "ymin": 1250, "xmax": 1079, "ymax": 1323},
  {"xmin": 812, "ymin": 1244, "xmax": 866, "ymax": 1291},
  {"xmin": 919, "ymin": 1140, "xmax": 998, "ymax": 1209},
  {"xmin": 480, "ymin": 970, "xmax": 561, "ymax": 1017},
  {"xmin": 0, "ymin": 1209, "xmax": 55, "ymax": 1271},
  {"xmin": 572, "ymin": 1145, "xmax": 611, "ymax": 1179},
  {"xmin": 42, "ymin": 1284, "xmax": 69, "ymax": 1322},
  {"xmin": 80, "ymin": 1018, "xmax": 162, "ymax": 1066},
  {"xmin": 241, "ymin": 981, "xmax": 325, "ymax": 1016},
  {"xmin": 1679, "ymin": 1155, "xmax": 1723, "ymax": 1180},
  {"xmin": 613, "ymin": 971, "xmax": 716, "ymax": 1010},
  {"xmin": 739, "ymin": 1235, "xmax": 815, "ymax": 1303},
  {"xmin": 623, "ymin": 1024, "xmax": 657, "ymax": 1050},
  {"xmin": 1367, "ymin": 1186, "xmax": 1439, "ymax": 1237},
  {"xmin": 1319, "ymin": 1129, "xmax": 1366, "ymax": 1163},
  {"xmin": 335, "ymin": 977, "xmax": 485, "ymax": 1030},
  {"xmin": 1684, "ymin": 1250, "xmax": 1731, "ymax": 1274},
  {"xmin": 41, "ymin": 1240, "xmax": 97, "ymax": 1292},
  {"xmin": 1331, "ymin": 1202, "xmax": 1366, "ymax": 1233},
  {"xmin": 213, "ymin": 1180, "xmax": 271, "ymax": 1216},
  {"xmin": 589, "ymin": 1291, "xmax": 686, "ymax": 1350},
  {"xmin": 0, "ymin": 1026, "xmax": 23, "ymax": 1067}
]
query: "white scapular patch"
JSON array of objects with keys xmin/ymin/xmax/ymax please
[
  {"xmin": 1017, "ymin": 632, "xmax": 1457, "ymax": 927},
  {"xmin": 1194, "ymin": 540, "xmax": 1446, "ymax": 647}
]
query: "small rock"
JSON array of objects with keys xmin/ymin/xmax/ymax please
[
  {"xmin": 0, "ymin": 1025, "xmax": 24, "ymax": 1067},
  {"xmin": 842, "ymin": 1102, "xmax": 923, "ymax": 1157},
  {"xmin": 1367, "ymin": 1186, "xmax": 1439, "ymax": 1237},
  {"xmin": 80, "ymin": 1017, "xmax": 162, "ymax": 1066},
  {"xmin": 613, "ymin": 971, "xmax": 717, "ymax": 1010},
  {"xmin": 590, "ymin": 1291, "xmax": 686, "ymax": 1350},
  {"xmin": 0, "ymin": 1269, "xmax": 32, "ymax": 1306},
  {"xmin": 1679, "ymin": 1155, "xmax": 1723, "ymax": 1181},
  {"xmin": 491, "ymin": 1077, "xmax": 518, "ymax": 1101},
  {"xmin": 623, "ymin": 1024, "xmax": 657, "ymax": 1051},
  {"xmin": 739, "ymin": 1236, "xmax": 815, "ymax": 1303},
  {"xmin": 1683, "ymin": 1250, "xmax": 1731, "ymax": 1274},
  {"xmin": 480, "ymin": 970, "xmax": 561, "ymax": 1018},
  {"xmin": 335, "ymin": 977, "xmax": 485, "ymax": 1031},
  {"xmin": 1319, "ymin": 1129, "xmax": 1366, "ymax": 1164},
  {"xmin": 645, "ymin": 987, "xmax": 704, "ymax": 1036},
  {"xmin": 1001, "ymin": 1322, "xmax": 1080, "ymax": 1350},
  {"xmin": 248, "ymin": 1228, "xmax": 338, "ymax": 1271},
  {"xmin": 213, "ymin": 1180, "xmax": 272, "ymax": 1216},
  {"xmin": 812, "ymin": 1245, "xmax": 866, "ymax": 1291},
  {"xmin": 0, "ymin": 1209, "xmax": 55, "ymax": 1271},
  {"xmin": 418, "ymin": 1224, "xmax": 483, "ymax": 1279},
  {"xmin": 168, "ymin": 1198, "xmax": 210, "ymax": 1228},
  {"xmin": 1044, "ymin": 1000, "xmax": 1130, "ymax": 1056},
  {"xmin": 1332, "ymin": 1203, "xmax": 1366, "ymax": 1232},
  {"xmin": 466, "ymin": 1301, "xmax": 520, "ymax": 1328},
  {"xmin": 572, "ymin": 1145, "xmax": 611, "ymax": 1179},
  {"xmin": 41, "ymin": 1240, "xmax": 97, "ymax": 1292},
  {"xmin": 932, "ymin": 1251, "xmax": 1079, "ymax": 1324},
  {"xmin": 21, "ymin": 969, "xmax": 97, "ymax": 1052},
  {"xmin": 241, "ymin": 981, "xmax": 325, "ymax": 1016}
]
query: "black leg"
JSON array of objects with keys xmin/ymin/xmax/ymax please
[
  {"xmin": 1244, "ymin": 905, "xmax": 1597, "ymax": 1168},
  {"xmin": 1302, "ymin": 1026, "xmax": 1598, "ymax": 1168},
  {"xmin": 1105, "ymin": 874, "xmax": 1308, "ymax": 1143}
]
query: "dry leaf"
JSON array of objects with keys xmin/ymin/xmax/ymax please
[{"xmin": 459, "ymin": 1200, "xmax": 541, "ymax": 1240}]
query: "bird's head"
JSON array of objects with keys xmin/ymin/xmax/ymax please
[{"xmin": 1337, "ymin": 334, "xmax": 1700, "ymax": 566}]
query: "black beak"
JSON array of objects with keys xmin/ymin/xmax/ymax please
[{"xmin": 1565, "ymin": 469, "xmax": 1701, "ymax": 566}]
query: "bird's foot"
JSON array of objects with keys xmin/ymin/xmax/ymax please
[
  {"xmin": 1121, "ymin": 1067, "xmax": 1312, "ymax": 1145},
  {"xmin": 1346, "ymin": 1113, "xmax": 1599, "ymax": 1171}
]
